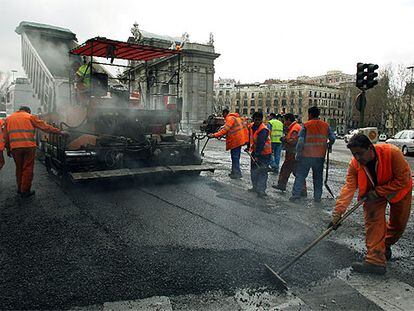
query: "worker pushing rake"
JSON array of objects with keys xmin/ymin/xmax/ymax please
[{"xmin": 267, "ymin": 133, "xmax": 413, "ymax": 290}]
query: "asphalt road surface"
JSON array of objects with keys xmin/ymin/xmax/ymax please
[{"xmin": 0, "ymin": 139, "xmax": 413, "ymax": 310}]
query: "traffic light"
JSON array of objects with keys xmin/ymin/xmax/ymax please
[
  {"xmin": 355, "ymin": 63, "xmax": 379, "ymax": 90},
  {"xmin": 367, "ymin": 64, "xmax": 379, "ymax": 89},
  {"xmin": 356, "ymin": 63, "xmax": 368, "ymax": 89}
]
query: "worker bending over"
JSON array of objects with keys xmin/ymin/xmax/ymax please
[
  {"xmin": 247, "ymin": 111, "xmax": 272, "ymax": 197},
  {"xmin": 330, "ymin": 133, "xmax": 412, "ymax": 275},
  {"xmin": 5, "ymin": 106, "xmax": 65, "ymax": 197},
  {"xmin": 208, "ymin": 108, "xmax": 248, "ymax": 179}
]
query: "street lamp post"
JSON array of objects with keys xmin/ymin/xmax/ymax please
[{"xmin": 407, "ymin": 66, "xmax": 414, "ymax": 129}]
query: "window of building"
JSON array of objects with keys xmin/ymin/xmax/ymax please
[
  {"xmin": 299, "ymin": 98, "xmax": 302, "ymax": 107},
  {"xmin": 236, "ymin": 108, "xmax": 240, "ymax": 114},
  {"xmin": 251, "ymin": 93, "xmax": 255, "ymax": 99},
  {"xmin": 309, "ymin": 91, "xmax": 312, "ymax": 97},
  {"xmin": 250, "ymin": 108, "xmax": 255, "ymax": 114},
  {"xmin": 309, "ymin": 99, "xmax": 312, "ymax": 105},
  {"xmin": 243, "ymin": 108, "xmax": 248, "ymax": 115},
  {"xmin": 282, "ymin": 99, "xmax": 287, "ymax": 106},
  {"xmin": 225, "ymin": 90, "xmax": 230, "ymax": 96},
  {"xmin": 219, "ymin": 90, "xmax": 223, "ymax": 95}
]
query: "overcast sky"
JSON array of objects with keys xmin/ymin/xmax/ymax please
[{"xmin": 1, "ymin": 0, "xmax": 414, "ymax": 83}]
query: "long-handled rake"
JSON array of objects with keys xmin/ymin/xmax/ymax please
[{"xmin": 265, "ymin": 198, "xmax": 366, "ymax": 291}]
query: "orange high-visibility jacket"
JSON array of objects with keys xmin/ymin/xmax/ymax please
[
  {"xmin": 302, "ymin": 119, "xmax": 329, "ymax": 158},
  {"xmin": 249, "ymin": 123, "xmax": 272, "ymax": 156},
  {"xmin": 334, "ymin": 144, "xmax": 412, "ymax": 215},
  {"xmin": 213, "ymin": 113, "xmax": 248, "ymax": 150},
  {"xmin": 5, "ymin": 111, "xmax": 61, "ymax": 150},
  {"xmin": 284, "ymin": 121, "xmax": 302, "ymax": 154},
  {"xmin": 0, "ymin": 119, "xmax": 5, "ymax": 151}
]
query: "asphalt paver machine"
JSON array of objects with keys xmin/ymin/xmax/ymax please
[{"xmin": 40, "ymin": 36, "xmax": 214, "ymax": 182}]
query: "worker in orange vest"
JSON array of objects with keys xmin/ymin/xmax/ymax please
[
  {"xmin": 0, "ymin": 118, "xmax": 5, "ymax": 170},
  {"xmin": 290, "ymin": 106, "xmax": 335, "ymax": 202},
  {"xmin": 208, "ymin": 108, "xmax": 248, "ymax": 179},
  {"xmin": 5, "ymin": 106, "xmax": 65, "ymax": 197},
  {"xmin": 330, "ymin": 133, "xmax": 412, "ymax": 275},
  {"xmin": 273, "ymin": 113, "xmax": 306, "ymax": 195},
  {"xmin": 247, "ymin": 111, "xmax": 272, "ymax": 197}
]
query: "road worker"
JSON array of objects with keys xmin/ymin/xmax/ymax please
[
  {"xmin": 73, "ymin": 58, "xmax": 91, "ymax": 104},
  {"xmin": 5, "ymin": 106, "xmax": 65, "ymax": 197},
  {"xmin": 290, "ymin": 106, "xmax": 335, "ymax": 202},
  {"xmin": 0, "ymin": 118, "xmax": 5, "ymax": 170},
  {"xmin": 267, "ymin": 113, "xmax": 284, "ymax": 173},
  {"xmin": 247, "ymin": 111, "xmax": 272, "ymax": 197},
  {"xmin": 273, "ymin": 113, "xmax": 306, "ymax": 195},
  {"xmin": 208, "ymin": 108, "xmax": 248, "ymax": 179},
  {"xmin": 330, "ymin": 133, "xmax": 412, "ymax": 275}
]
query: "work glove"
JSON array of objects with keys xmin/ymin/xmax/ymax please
[
  {"xmin": 207, "ymin": 133, "xmax": 215, "ymax": 139},
  {"xmin": 328, "ymin": 211, "xmax": 342, "ymax": 230},
  {"xmin": 362, "ymin": 190, "xmax": 379, "ymax": 202}
]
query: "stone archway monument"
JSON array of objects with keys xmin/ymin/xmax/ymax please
[{"xmin": 128, "ymin": 24, "xmax": 220, "ymax": 133}]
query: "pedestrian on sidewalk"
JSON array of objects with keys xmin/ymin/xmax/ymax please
[
  {"xmin": 208, "ymin": 108, "xmax": 248, "ymax": 179},
  {"xmin": 273, "ymin": 113, "xmax": 306, "ymax": 195},
  {"xmin": 267, "ymin": 113, "xmax": 284, "ymax": 174},
  {"xmin": 0, "ymin": 118, "xmax": 5, "ymax": 170},
  {"xmin": 247, "ymin": 111, "xmax": 272, "ymax": 197},
  {"xmin": 4, "ymin": 106, "xmax": 66, "ymax": 197},
  {"xmin": 330, "ymin": 133, "xmax": 412, "ymax": 275},
  {"xmin": 290, "ymin": 106, "xmax": 335, "ymax": 203}
]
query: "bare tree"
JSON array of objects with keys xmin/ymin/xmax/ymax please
[{"xmin": 386, "ymin": 64, "xmax": 410, "ymax": 134}]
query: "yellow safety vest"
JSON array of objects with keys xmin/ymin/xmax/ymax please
[{"xmin": 268, "ymin": 119, "xmax": 283, "ymax": 143}]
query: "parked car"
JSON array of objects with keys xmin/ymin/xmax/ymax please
[
  {"xmin": 385, "ymin": 130, "xmax": 414, "ymax": 155},
  {"xmin": 379, "ymin": 133, "xmax": 388, "ymax": 141}
]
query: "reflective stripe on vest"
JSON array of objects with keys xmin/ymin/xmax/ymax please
[
  {"xmin": 249, "ymin": 123, "xmax": 272, "ymax": 155},
  {"xmin": 302, "ymin": 120, "xmax": 329, "ymax": 158},
  {"xmin": 352, "ymin": 144, "xmax": 412, "ymax": 203},
  {"xmin": 268, "ymin": 119, "xmax": 283, "ymax": 143}
]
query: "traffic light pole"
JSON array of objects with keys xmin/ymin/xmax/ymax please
[{"xmin": 355, "ymin": 91, "xmax": 366, "ymax": 127}]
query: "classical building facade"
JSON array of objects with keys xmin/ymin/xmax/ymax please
[{"xmin": 214, "ymin": 78, "xmax": 347, "ymax": 134}]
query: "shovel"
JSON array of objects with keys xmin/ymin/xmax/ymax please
[{"xmin": 265, "ymin": 198, "xmax": 366, "ymax": 291}]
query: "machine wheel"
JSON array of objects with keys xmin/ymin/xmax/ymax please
[{"xmin": 402, "ymin": 146, "xmax": 409, "ymax": 156}]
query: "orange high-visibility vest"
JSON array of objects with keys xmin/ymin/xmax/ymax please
[
  {"xmin": 351, "ymin": 144, "xmax": 412, "ymax": 203},
  {"xmin": 302, "ymin": 119, "xmax": 329, "ymax": 158},
  {"xmin": 249, "ymin": 123, "xmax": 272, "ymax": 155},
  {"xmin": 213, "ymin": 113, "xmax": 249, "ymax": 150},
  {"xmin": 0, "ymin": 119, "xmax": 5, "ymax": 151},
  {"xmin": 6, "ymin": 111, "xmax": 37, "ymax": 149},
  {"xmin": 285, "ymin": 121, "xmax": 302, "ymax": 153}
]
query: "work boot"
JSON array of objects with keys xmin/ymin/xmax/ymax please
[
  {"xmin": 351, "ymin": 261, "xmax": 386, "ymax": 275},
  {"xmin": 21, "ymin": 190, "xmax": 35, "ymax": 198},
  {"xmin": 385, "ymin": 246, "xmax": 392, "ymax": 260},
  {"xmin": 272, "ymin": 185, "xmax": 286, "ymax": 191},
  {"xmin": 300, "ymin": 191, "xmax": 307, "ymax": 198},
  {"xmin": 313, "ymin": 198, "xmax": 322, "ymax": 203},
  {"xmin": 229, "ymin": 172, "xmax": 242, "ymax": 179},
  {"xmin": 257, "ymin": 191, "xmax": 267, "ymax": 198},
  {"xmin": 248, "ymin": 188, "xmax": 257, "ymax": 193},
  {"xmin": 289, "ymin": 195, "xmax": 301, "ymax": 202}
]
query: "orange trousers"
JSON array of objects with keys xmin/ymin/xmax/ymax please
[
  {"xmin": 363, "ymin": 191, "xmax": 412, "ymax": 266},
  {"xmin": 0, "ymin": 151, "xmax": 4, "ymax": 170},
  {"xmin": 11, "ymin": 147, "xmax": 36, "ymax": 193}
]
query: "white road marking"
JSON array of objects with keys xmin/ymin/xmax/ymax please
[{"xmin": 337, "ymin": 268, "xmax": 414, "ymax": 311}]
